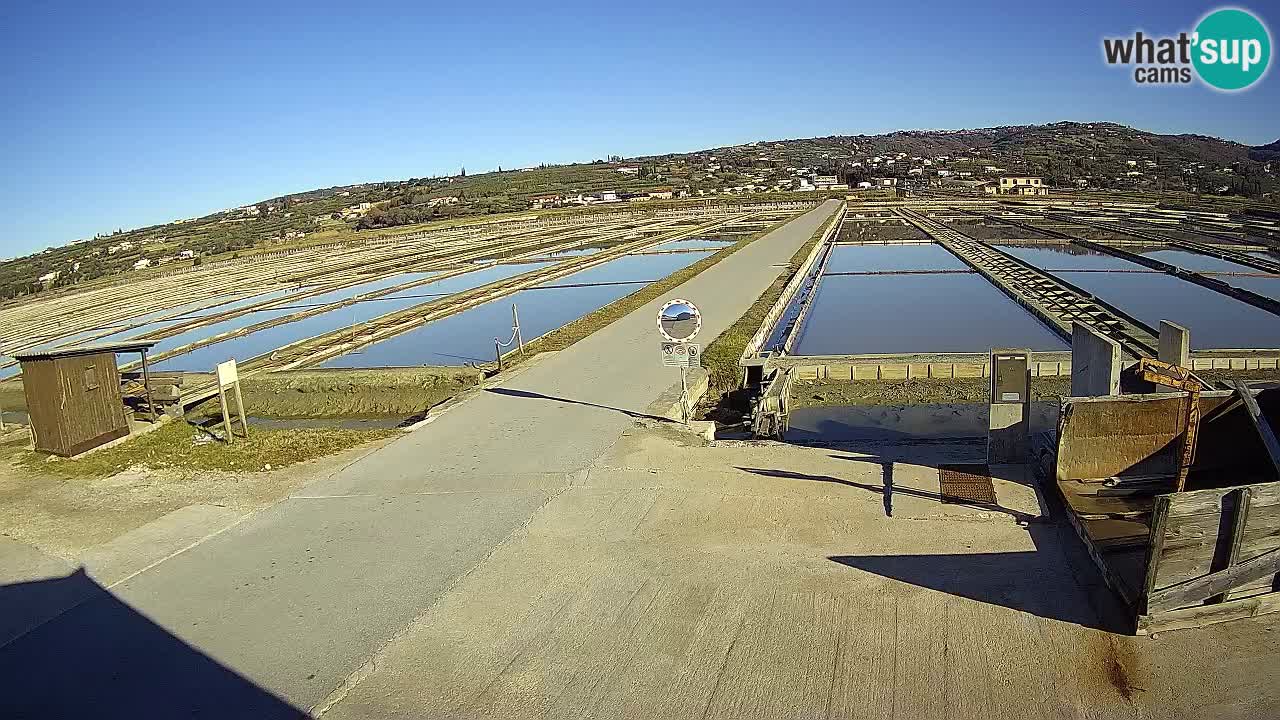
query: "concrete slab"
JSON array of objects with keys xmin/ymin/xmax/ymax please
[
  {"xmin": 0, "ymin": 489, "xmax": 558, "ymax": 716},
  {"xmin": 1071, "ymin": 323, "xmax": 1122, "ymax": 397}
]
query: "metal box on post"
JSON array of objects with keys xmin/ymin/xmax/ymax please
[{"xmin": 988, "ymin": 348, "xmax": 1031, "ymax": 464}]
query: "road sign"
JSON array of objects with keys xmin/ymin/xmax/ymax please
[
  {"xmin": 661, "ymin": 341, "xmax": 701, "ymax": 368},
  {"xmin": 658, "ymin": 298, "xmax": 702, "ymax": 343}
]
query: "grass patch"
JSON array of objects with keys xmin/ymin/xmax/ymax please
[
  {"xmin": 189, "ymin": 367, "xmax": 483, "ymax": 419},
  {"xmin": 508, "ymin": 216, "xmax": 794, "ymax": 361},
  {"xmin": 17, "ymin": 420, "xmax": 395, "ymax": 477},
  {"xmin": 793, "ymin": 376, "xmax": 1071, "ymax": 408},
  {"xmin": 0, "ymin": 380, "xmax": 26, "ymax": 413},
  {"xmin": 696, "ymin": 209, "xmax": 842, "ymax": 420}
]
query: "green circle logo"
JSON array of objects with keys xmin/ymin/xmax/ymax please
[{"xmin": 1193, "ymin": 8, "xmax": 1271, "ymax": 90}]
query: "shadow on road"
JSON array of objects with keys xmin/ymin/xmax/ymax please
[
  {"xmin": 486, "ymin": 387, "xmax": 672, "ymax": 422},
  {"xmin": 0, "ymin": 569, "xmax": 307, "ymax": 719},
  {"xmin": 736, "ymin": 462, "xmax": 1036, "ymax": 523}
]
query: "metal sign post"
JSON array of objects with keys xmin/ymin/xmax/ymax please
[
  {"xmin": 513, "ymin": 303, "xmax": 525, "ymax": 355},
  {"xmin": 657, "ymin": 299, "xmax": 703, "ymax": 425}
]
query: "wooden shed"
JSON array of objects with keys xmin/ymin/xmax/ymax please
[{"xmin": 13, "ymin": 341, "xmax": 158, "ymax": 457}]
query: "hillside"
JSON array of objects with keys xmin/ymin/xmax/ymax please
[
  {"xmin": 648, "ymin": 121, "xmax": 1275, "ymax": 197},
  {"xmin": 3, "ymin": 121, "xmax": 1277, "ymax": 303},
  {"xmin": 1250, "ymin": 139, "xmax": 1280, "ymax": 163}
]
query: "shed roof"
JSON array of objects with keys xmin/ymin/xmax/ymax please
[{"xmin": 14, "ymin": 340, "xmax": 159, "ymax": 362}]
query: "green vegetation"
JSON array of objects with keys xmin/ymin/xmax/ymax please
[
  {"xmin": 190, "ymin": 368, "xmax": 483, "ymax": 419},
  {"xmin": 14, "ymin": 420, "xmax": 395, "ymax": 477},
  {"xmin": 793, "ymin": 376, "xmax": 1072, "ymax": 408}
]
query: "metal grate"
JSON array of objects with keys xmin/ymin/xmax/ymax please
[{"xmin": 938, "ymin": 464, "xmax": 997, "ymax": 505}]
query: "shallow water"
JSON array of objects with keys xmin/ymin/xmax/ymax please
[
  {"xmin": 824, "ymin": 243, "xmax": 968, "ymax": 273},
  {"xmin": 793, "ymin": 273, "xmax": 1067, "ymax": 355},
  {"xmin": 322, "ymin": 251, "xmax": 712, "ymax": 368},
  {"xmin": 1053, "ymin": 271, "xmax": 1280, "ymax": 349},
  {"xmin": 644, "ymin": 237, "xmax": 734, "ymax": 252},
  {"xmin": 150, "ymin": 265, "xmax": 550, "ymax": 372}
]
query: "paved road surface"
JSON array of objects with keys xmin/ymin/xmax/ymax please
[{"xmin": 0, "ymin": 200, "xmax": 841, "ymax": 718}]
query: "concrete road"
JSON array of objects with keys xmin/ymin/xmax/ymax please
[
  {"xmin": 318, "ymin": 430, "xmax": 1280, "ymax": 720},
  {"xmin": 0, "ymin": 200, "xmax": 841, "ymax": 718}
]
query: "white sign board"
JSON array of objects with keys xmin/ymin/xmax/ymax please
[
  {"xmin": 216, "ymin": 359, "xmax": 239, "ymax": 389},
  {"xmin": 660, "ymin": 342, "xmax": 701, "ymax": 368}
]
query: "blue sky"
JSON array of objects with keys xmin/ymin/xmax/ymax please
[{"xmin": 2, "ymin": 0, "xmax": 1276, "ymax": 256}]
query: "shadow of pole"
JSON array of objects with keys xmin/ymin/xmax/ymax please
[{"xmin": 485, "ymin": 387, "xmax": 673, "ymax": 423}]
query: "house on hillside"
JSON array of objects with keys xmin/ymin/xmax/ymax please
[
  {"xmin": 984, "ymin": 176, "xmax": 1048, "ymax": 195},
  {"xmin": 529, "ymin": 194, "xmax": 563, "ymax": 209}
]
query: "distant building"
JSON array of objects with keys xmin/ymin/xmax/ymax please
[
  {"xmin": 617, "ymin": 167, "xmax": 640, "ymax": 175},
  {"xmin": 177, "ymin": 249, "xmax": 196, "ymax": 260},
  {"xmin": 133, "ymin": 258, "xmax": 152, "ymax": 270},
  {"xmin": 986, "ymin": 176, "xmax": 1048, "ymax": 196},
  {"xmin": 856, "ymin": 181, "xmax": 873, "ymax": 189},
  {"xmin": 813, "ymin": 174, "xmax": 838, "ymax": 189},
  {"xmin": 529, "ymin": 194, "xmax": 563, "ymax": 209},
  {"xmin": 870, "ymin": 177, "xmax": 898, "ymax": 187}
]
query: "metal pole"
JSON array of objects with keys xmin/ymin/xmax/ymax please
[
  {"xmin": 495, "ymin": 339, "xmax": 503, "ymax": 372},
  {"xmin": 679, "ymin": 366, "xmax": 689, "ymax": 424},
  {"xmin": 513, "ymin": 304, "xmax": 524, "ymax": 355}
]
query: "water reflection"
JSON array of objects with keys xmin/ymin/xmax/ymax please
[
  {"xmin": 793, "ymin": 274, "xmax": 1066, "ymax": 355},
  {"xmin": 1053, "ymin": 271, "xmax": 1280, "ymax": 349},
  {"xmin": 322, "ymin": 251, "xmax": 712, "ymax": 368},
  {"xmin": 150, "ymin": 266, "xmax": 548, "ymax": 371},
  {"xmin": 824, "ymin": 243, "xmax": 967, "ymax": 273}
]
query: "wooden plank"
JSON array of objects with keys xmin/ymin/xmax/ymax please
[
  {"xmin": 1231, "ymin": 381, "xmax": 1280, "ymax": 480},
  {"xmin": 1213, "ymin": 487, "xmax": 1252, "ymax": 604},
  {"xmin": 1057, "ymin": 481, "xmax": 1154, "ymax": 519},
  {"xmin": 1081, "ymin": 517, "xmax": 1150, "ymax": 550},
  {"xmin": 1058, "ymin": 481, "xmax": 1140, "ymax": 611},
  {"xmin": 1147, "ymin": 546, "xmax": 1280, "ymax": 613},
  {"xmin": 1142, "ymin": 497, "xmax": 1170, "ymax": 612},
  {"xmin": 1138, "ymin": 591, "xmax": 1280, "ymax": 634}
]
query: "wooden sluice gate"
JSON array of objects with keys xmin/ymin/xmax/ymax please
[{"xmin": 1044, "ymin": 381, "xmax": 1280, "ymax": 634}]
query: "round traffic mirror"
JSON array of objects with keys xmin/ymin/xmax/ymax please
[{"xmin": 658, "ymin": 298, "xmax": 701, "ymax": 342}]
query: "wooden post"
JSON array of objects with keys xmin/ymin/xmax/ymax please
[
  {"xmin": 218, "ymin": 385, "xmax": 234, "ymax": 444},
  {"xmin": 1211, "ymin": 487, "xmax": 1252, "ymax": 604},
  {"xmin": 233, "ymin": 381, "xmax": 249, "ymax": 438},
  {"xmin": 140, "ymin": 349, "xmax": 157, "ymax": 422}
]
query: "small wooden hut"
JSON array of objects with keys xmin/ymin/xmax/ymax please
[{"xmin": 14, "ymin": 341, "xmax": 158, "ymax": 457}]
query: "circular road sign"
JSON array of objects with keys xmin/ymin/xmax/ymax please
[{"xmin": 658, "ymin": 298, "xmax": 701, "ymax": 342}]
